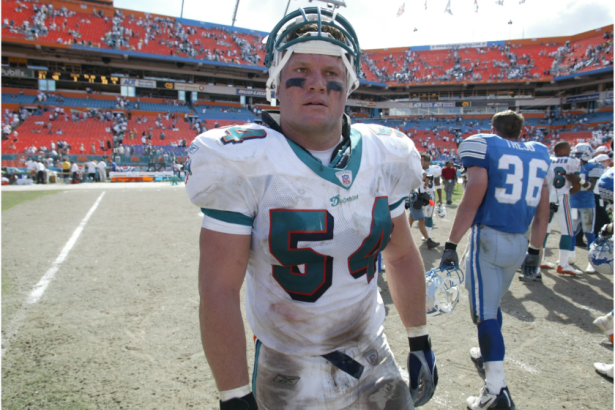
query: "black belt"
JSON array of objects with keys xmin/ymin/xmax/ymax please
[{"xmin": 322, "ymin": 350, "xmax": 364, "ymax": 380}]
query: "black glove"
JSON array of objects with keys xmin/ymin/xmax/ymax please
[
  {"xmin": 439, "ymin": 242, "xmax": 459, "ymax": 268},
  {"xmin": 220, "ymin": 393, "xmax": 258, "ymax": 410},
  {"xmin": 407, "ymin": 335, "xmax": 438, "ymax": 407},
  {"xmin": 549, "ymin": 202, "xmax": 558, "ymax": 223},
  {"xmin": 521, "ymin": 249, "xmax": 540, "ymax": 277}
]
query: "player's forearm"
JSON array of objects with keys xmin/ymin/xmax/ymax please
[
  {"xmin": 448, "ymin": 168, "xmax": 487, "ymax": 243},
  {"xmin": 199, "ymin": 287, "xmax": 249, "ymax": 391},
  {"xmin": 448, "ymin": 201, "xmax": 479, "ymax": 244},
  {"xmin": 385, "ymin": 249, "xmax": 427, "ymax": 328},
  {"xmin": 529, "ymin": 188, "xmax": 550, "ymax": 249}
]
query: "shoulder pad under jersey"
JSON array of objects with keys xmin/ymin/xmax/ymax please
[
  {"xmin": 352, "ymin": 123, "xmax": 417, "ymax": 159},
  {"xmin": 188, "ymin": 124, "xmax": 273, "ymax": 163}
]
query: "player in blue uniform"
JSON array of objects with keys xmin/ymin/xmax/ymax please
[
  {"xmin": 439, "ymin": 110, "xmax": 551, "ymax": 410},
  {"xmin": 569, "ymin": 143, "xmax": 604, "ymax": 273}
]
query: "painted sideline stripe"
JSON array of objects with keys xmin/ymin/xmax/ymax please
[
  {"xmin": 2, "ymin": 192, "xmax": 105, "ymax": 358},
  {"xmin": 27, "ymin": 192, "xmax": 105, "ymax": 304}
]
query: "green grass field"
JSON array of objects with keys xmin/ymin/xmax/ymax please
[{"xmin": 1, "ymin": 191, "xmax": 62, "ymax": 212}]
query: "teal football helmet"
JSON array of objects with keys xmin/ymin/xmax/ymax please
[{"xmin": 264, "ymin": 6, "xmax": 362, "ymax": 104}]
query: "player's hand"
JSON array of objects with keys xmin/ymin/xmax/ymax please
[
  {"xmin": 600, "ymin": 223, "xmax": 613, "ymax": 238},
  {"xmin": 439, "ymin": 248, "xmax": 459, "ymax": 268},
  {"xmin": 408, "ymin": 336, "xmax": 438, "ymax": 407},
  {"xmin": 220, "ymin": 393, "xmax": 258, "ymax": 410},
  {"xmin": 521, "ymin": 252, "xmax": 540, "ymax": 276}
]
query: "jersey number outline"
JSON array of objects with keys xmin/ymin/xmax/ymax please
[
  {"xmin": 495, "ymin": 154, "xmax": 548, "ymax": 206},
  {"xmin": 269, "ymin": 197, "xmax": 392, "ymax": 303},
  {"xmin": 220, "ymin": 127, "xmax": 267, "ymax": 145},
  {"xmin": 552, "ymin": 166, "xmax": 566, "ymax": 189}
]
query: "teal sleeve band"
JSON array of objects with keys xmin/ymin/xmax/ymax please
[
  {"xmin": 201, "ymin": 208, "xmax": 254, "ymax": 226},
  {"xmin": 389, "ymin": 196, "xmax": 408, "ymax": 211}
]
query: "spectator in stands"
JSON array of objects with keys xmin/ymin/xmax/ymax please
[
  {"xmin": 97, "ymin": 159, "xmax": 107, "ymax": 182},
  {"xmin": 441, "ymin": 161, "xmax": 457, "ymax": 205},
  {"xmin": 61, "ymin": 158, "xmax": 70, "ymax": 180},
  {"xmin": 70, "ymin": 161, "xmax": 80, "ymax": 184}
]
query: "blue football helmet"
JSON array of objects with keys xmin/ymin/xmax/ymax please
[
  {"xmin": 598, "ymin": 167, "xmax": 614, "ymax": 203},
  {"xmin": 588, "ymin": 235, "xmax": 613, "ymax": 275},
  {"xmin": 264, "ymin": 7, "xmax": 362, "ymax": 104},
  {"xmin": 425, "ymin": 266, "xmax": 465, "ymax": 315},
  {"xmin": 572, "ymin": 143, "xmax": 594, "ymax": 162}
]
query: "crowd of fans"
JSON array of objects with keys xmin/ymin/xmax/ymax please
[
  {"xmin": 101, "ymin": 9, "xmax": 264, "ymax": 66},
  {"xmin": 551, "ymin": 32, "xmax": 614, "ymax": 77},
  {"xmin": 362, "ymin": 33, "xmax": 613, "ymax": 85}
]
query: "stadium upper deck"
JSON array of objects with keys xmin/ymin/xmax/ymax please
[{"xmin": 1, "ymin": 0, "xmax": 612, "ymax": 87}]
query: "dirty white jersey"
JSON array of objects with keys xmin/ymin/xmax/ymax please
[
  {"xmin": 549, "ymin": 155, "xmax": 581, "ymax": 196},
  {"xmin": 186, "ymin": 123, "xmax": 423, "ymax": 356},
  {"xmin": 423, "ymin": 164, "xmax": 442, "ymax": 195}
]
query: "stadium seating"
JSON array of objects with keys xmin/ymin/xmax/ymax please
[{"xmin": 2, "ymin": 0, "xmax": 611, "ymax": 86}]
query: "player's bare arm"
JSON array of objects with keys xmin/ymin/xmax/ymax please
[
  {"xmin": 434, "ymin": 176, "xmax": 443, "ymax": 204},
  {"xmin": 382, "ymin": 212, "xmax": 426, "ymax": 328},
  {"xmin": 447, "ymin": 166, "xmax": 488, "ymax": 244},
  {"xmin": 567, "ymin": 173, "xmax": 582, "ymax": 194},
  {"xmin": 528, "ymin": 179, "xmax": 551, "ymax": 250},
  {"xmin": 198, "ymin": 228, "xmax": 251, "ymax": 391}
]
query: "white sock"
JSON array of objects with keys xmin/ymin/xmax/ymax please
[
  {"xmin": 569, "ymin": 250, "xmax": 576, "ymax": 264},
  {"xmin": 426, "ymin": 227, "xmax": 432, "ymax": 236},
  {"xmin": 484, "ymin": 361, "xmax": 506, "ymax": 393},
  {"xmin": 559, "ymin": 249, "xmax": 569, "ymax": 266}
]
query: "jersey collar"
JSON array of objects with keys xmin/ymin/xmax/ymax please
[{"xmin": 261, "ymin": 111, "xmax": 361, "ymax": 190}]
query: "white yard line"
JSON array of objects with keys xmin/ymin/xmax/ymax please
[{"xmin": 2, "ymin": 192, "xmax": 105, "ymax": 358}]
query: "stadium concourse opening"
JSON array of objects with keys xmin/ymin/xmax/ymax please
[{"xmin": 1, "ymin": 0, "xmax": 612, "ymax": 184}]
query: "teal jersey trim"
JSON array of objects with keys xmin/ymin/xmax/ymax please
[
  {"xmin": 389, "ymin": 196, "xmax": 408, "ymax": 211},
  {"xmin": 285, "ymin": 129, "xmax": 363, "ymax": 190},
  {"xmin": 252, "ymin": 339, "xmax": 262, "ymax": 397},
  {"xmin": 201, "ymin": 208, "xmax": 254, "ymax": 226}
]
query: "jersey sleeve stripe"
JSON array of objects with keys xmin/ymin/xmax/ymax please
[
  {"xmin": 201, "ymin": 214, "xmax": 253, "ymax": 235},
  {"xmin": 459, "ymin": 152, "xmax": 486, "ymax": 160},
  {"xmin": 589, "ymin": 168, "xmax": 605, "ymax": 177},
  {"xmin": 201, "ymin": 208, "xmax": 254, "ymax": 226},
  {"xmin": 388, "ymin": 196, "xmax": 408, "ymax": 212},
  {"xmin": 459, "ymin": 141, "xmax": 487, "ymax": 153}
]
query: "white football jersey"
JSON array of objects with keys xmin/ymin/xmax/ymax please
[
  {"xmin": 186, "ymin": 122, "xmax": 422, "ymax": 356},
  {"xmin": 549, "ymin": 155, "xmax": 581, "ymax": 196},
  {"xmin": 423, "ymin": 164, "xmax": 442, "ymax": 194}
]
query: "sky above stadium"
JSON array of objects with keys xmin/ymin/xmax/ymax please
[{"xmin": 114, "ymin": 0, "xmax": 614, "ymax": 50}]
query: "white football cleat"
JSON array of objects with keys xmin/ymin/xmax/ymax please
[
  {"xmin": 586, "ymin": 263, "xmax": 596, "ymax": 274},
  {"xmin": 540, "ymin": 260, "xmax": 556, "ymax": 269},
  {"xmin": 594, "ymin": 363, "xmax": 613, "ymax": 378},
  {"xmin": 466, "ymin": 385, "xmax": 515, "ymax": 410},
  {"xmin": 593, "ymin": 312, "xmax": 614, "ymax": 343},
  {"xmin": 557, "ymin": 264, "xmax": 583, "ymax": 276}
]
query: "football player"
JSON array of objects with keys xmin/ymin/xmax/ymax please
[
  {"xmin": 439, "ymin": 110, "xmax": 551, "ymax": 410},
  {"xmin": 186, "ymin": 7, "xmax": 435, "ymax": 409},
  {"xmin": 420, "ymin": 154, "xmax": 443, "ymax": 248},
  {"xmin": 540, "ymin": 141, "xmax": 582, "ymax": 275},
  {"xmin": 409, "ymin": 172, "xmax": 440, "ymax": 249},
  {"xmin": 569, "ymin": 143, "xmax": 604, "ymax": 273}
]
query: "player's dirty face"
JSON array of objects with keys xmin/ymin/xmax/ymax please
[{"xmin": 278, "ymin": 53, "xmax": 347, "ymax": 126}]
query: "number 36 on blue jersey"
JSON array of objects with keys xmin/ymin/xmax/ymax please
[{"xmin": 459, "ymin": 134, "xmax": 551, "ymax": 234}]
